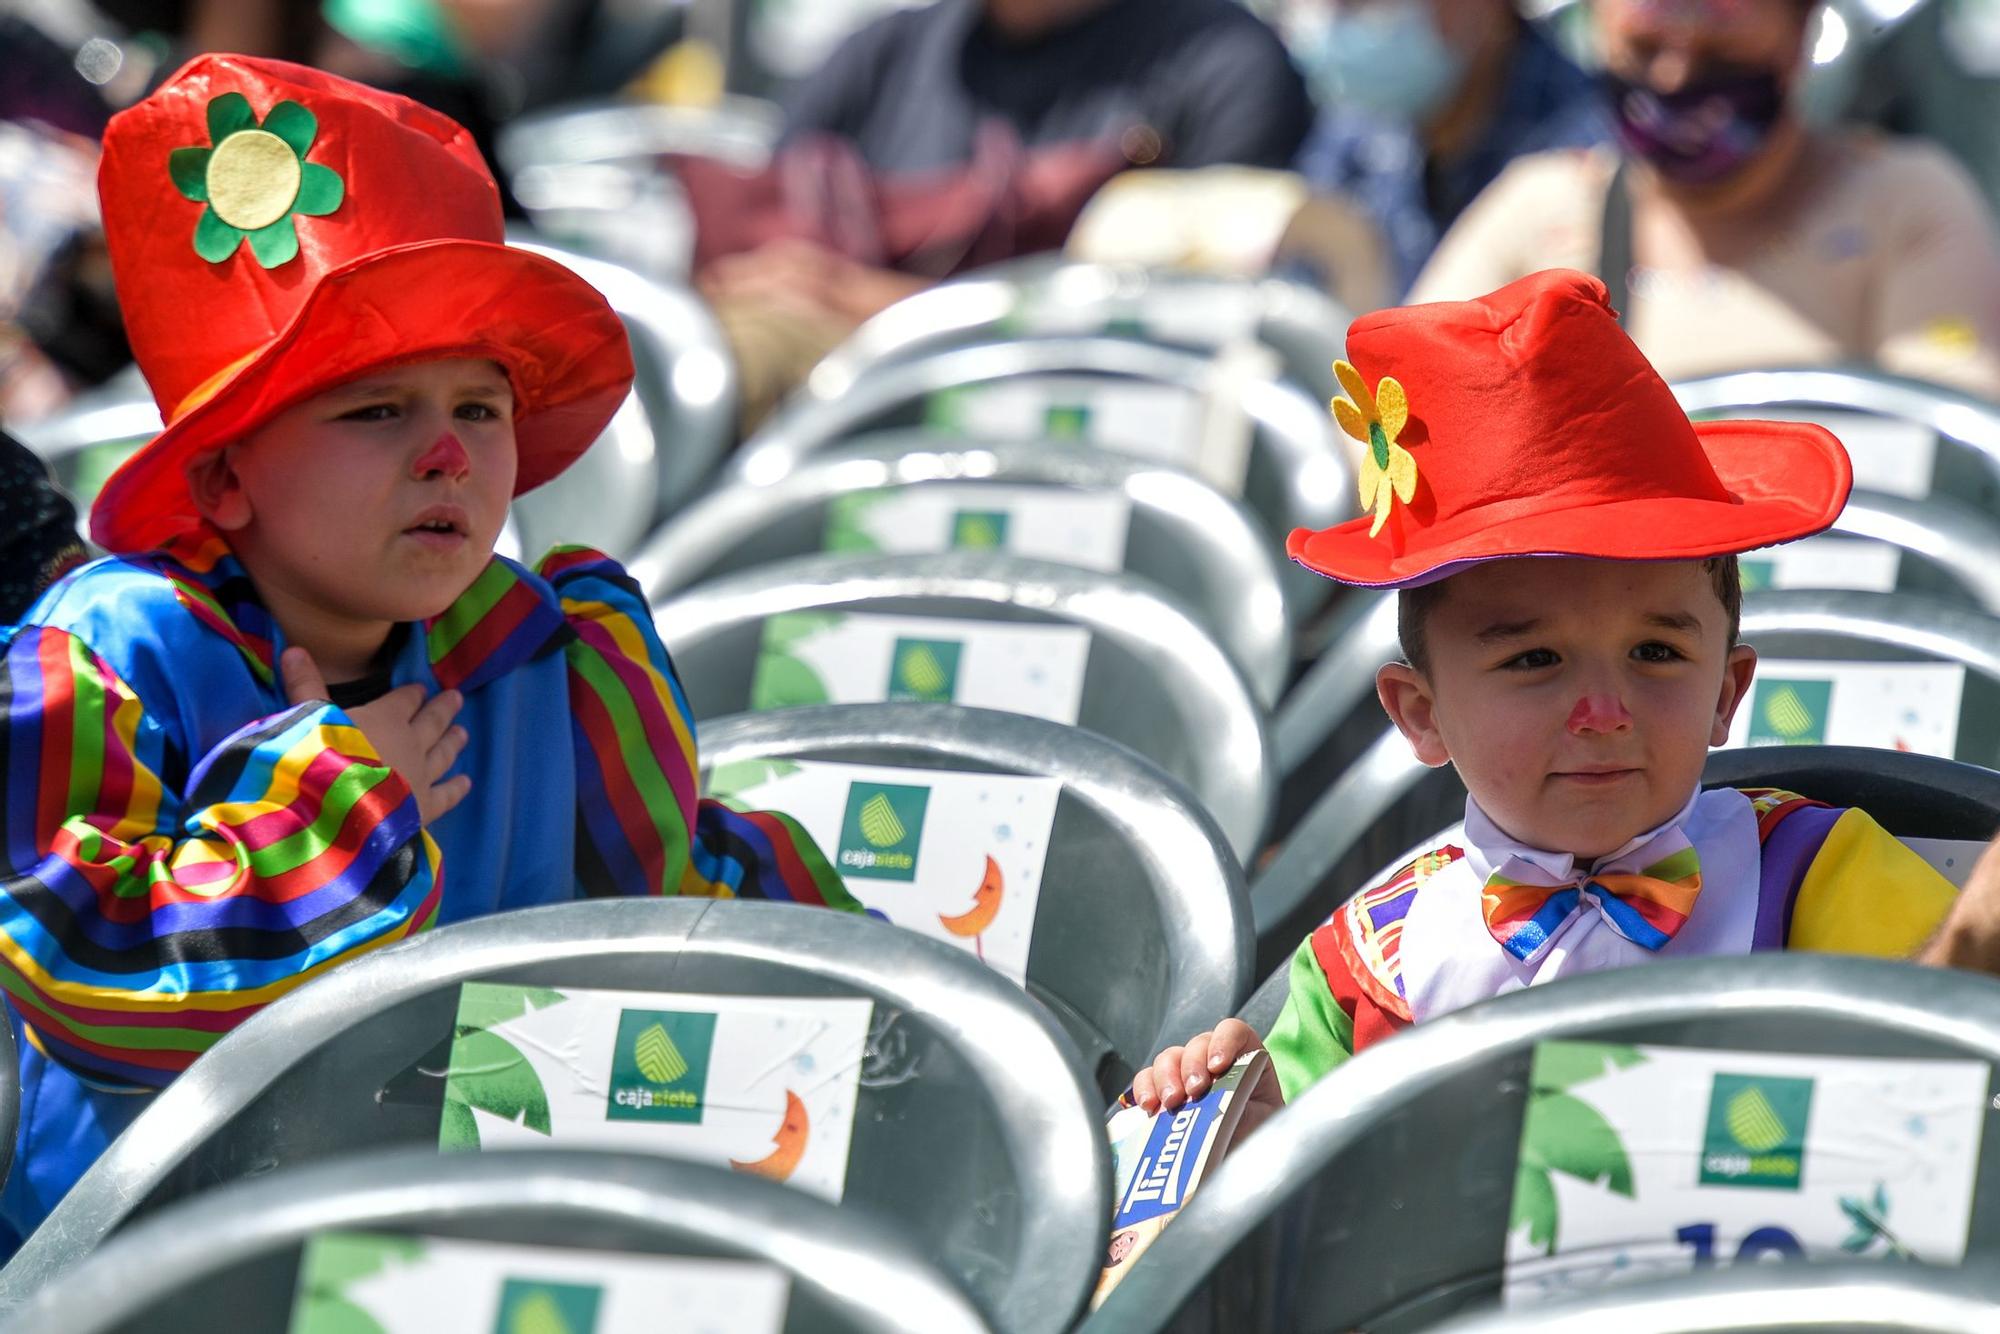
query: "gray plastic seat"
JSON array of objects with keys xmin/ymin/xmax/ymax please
[
  {"xmin": 654, "ymin": 551, "xmax": 1276, "ymax": 859},
  {"xmin": 811, "ymin": 257, "xmax": 1351, "ymax": 411},
  {"xmin": 729, "ymin": 336, "xmax": 1355, "ymax": 617},
  {"xmin": 0, "ymin": 1148, "xmax": 992, "ymax": 1334},
  {"xmin": 0, "ymin": 899, "xmax": 1109, "ymax": 1334},
  {"xmin": 701, "ymin": 702, "xmax": 1254, "ymax": 1094},
  {"xmin": 506, "ymin": 237, "xmax": 736, "ymax": 556},
  {"xmin": 1429, "ymin": 1261, "xmax": 2000, "ymax": 1334},
  {"xmin": 1084, "ymin": 953, "xmax": 2000, "ymax": 1334},
  {"xmin": 629, "ymin": 438, "xmax": 1293, "ymax": 704},
  {"xmin": 1672, "ymin": 367, "xmax": 2000, "ymax": 511}
]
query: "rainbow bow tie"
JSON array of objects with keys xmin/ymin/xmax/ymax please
[{"xmin": 1482, "ymin": 841, "xmax": 1702, "ymax": 964}]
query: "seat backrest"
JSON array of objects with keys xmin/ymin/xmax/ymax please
[
  {"xmin": 700, "ymin": 702, "xmax": 1254, "ymax": 1094},
  {"xmin": 1734, "ymin": 589, "xmax": 2000, "ymax": 766},
  {"xmin": 1084, "ymin": 954, "xmax": 2000, "ymax": 1334},
  {"xmin": 0, "ymin": 900, "xmax": 1109, "ymax": 1334},
  {"xmin": 727, "ymin": 337, "xmax": 1355, "ymax": 586},
  {"xmin": 630, "ymin": 437, "xmax": 1294, "ymax": 706},
  {"xmin": 1, "ymin": 1148, "xmax": 993, "ymax": 1334},
  {"xmin": 653, "ymin": 551, "xmax": 1276, "ymax": 859},
  {"xmin": 1426, "ymin": 1258, "xmax": 2000, "ymax": 1334}
]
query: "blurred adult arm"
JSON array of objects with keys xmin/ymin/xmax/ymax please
[
  {"xmin": 1407, "ymin": 149, "xmax": 1596, "ymax": 303},
  {"xmin": 1866, "ymin": 138, "xmax": 2000, "ymax": 400}
]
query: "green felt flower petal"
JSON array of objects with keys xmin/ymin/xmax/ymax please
[
  {"xmin": 247, "ymin": 215, "xmax": 301, "ymax": 268},
  {"xmin": 207, "ymin": 91, "xmax": 256, "ymax": 143},
  {"xmin": 168, "ymin": 147, "xmax": 211, "ymax": 201},
  {"xmin": 192, "ymin": 206, "xmax": 244, "ymax": 262},
  {"xmin": 294, "ymin": 161, "xmax": 345, "ymax": 216},
  {"xmin": 263, "ymin": 100, "xmax": 317, "ymax": 156}
]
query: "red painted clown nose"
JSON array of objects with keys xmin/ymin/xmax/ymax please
[{"xmin": 1567, "ymin": 694, "xmax": 1633, "ymax": 734}]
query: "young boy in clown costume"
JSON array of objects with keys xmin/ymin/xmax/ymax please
[
  {"xmin": 1134, "ymin": 268, "xmax": 2000, "ymax": 1132},
  {"xmin": 0, "ymin": 55, "xmax": 857, "ymax": 1243}
]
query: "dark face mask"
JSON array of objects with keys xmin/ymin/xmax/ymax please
[{"xmin": 1601, "ymin": 67, "xmax": 1788, "ymax": 186}]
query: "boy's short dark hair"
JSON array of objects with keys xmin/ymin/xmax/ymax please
[{"xmin": 1396, "ymin": 556, "xmax": 1742, "ymax": 673}]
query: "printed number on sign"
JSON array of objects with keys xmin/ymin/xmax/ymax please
[{"xmin": 1676, "ymin": 1223, "xmax": 1805, "ymax": 1267}]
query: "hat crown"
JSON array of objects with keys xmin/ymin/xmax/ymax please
[
  {"xmin": 1347, "ymin": 269, "xmax": 1733, "ymax": 547},
  {"xmin": 100, "ymin": 54, "xmax": 504, "ymax": 423}
]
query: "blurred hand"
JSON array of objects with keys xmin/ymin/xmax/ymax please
[
  {"xmin": 1129, "ymin": 1018, "xmax": 1286, "ymax": 1140},
  {"xmin": 282, "ymin": 647, "xmax": 471, "ymax": 826},
  {"xmin": 698, "ymin": 238, "xmax": 928, "ymax": 325}
]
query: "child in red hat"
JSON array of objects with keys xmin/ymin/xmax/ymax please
[
  {"xmin": 1133, "ymin": 268, "xmax": 1986, "ymax": 1132},
  {"xmin": 0, "ymin": 54, "xmax": 856, "ymax": 1242}
]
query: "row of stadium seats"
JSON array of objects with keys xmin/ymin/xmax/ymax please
[{"xmin": 15, "ymin": 237, "xmax": 2000, "ymax": 1331}]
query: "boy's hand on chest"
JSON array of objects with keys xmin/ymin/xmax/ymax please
[{"xmin": 282, "ymin": 647, "xmax": 472, "ymax": 826}]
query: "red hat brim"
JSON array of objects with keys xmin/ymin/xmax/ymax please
[
  {"xmin": 1285, "ymin": 419, "xmax": 1853, "ymax": 588},
  {"xmin": 89, "ymin": 238, "xmax": 634, "ymax": 553}
]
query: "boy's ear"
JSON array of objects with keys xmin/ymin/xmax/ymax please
[
  {"xmin": 1377, "ymin": 662, "xmax": 1452, "ymax": 768},
  {"xmin": 185, "ymin": 448, "xmax": 252, "ymax": 531},
  {"xmin": 1710, "ymin": 643, "xmax": 1759, "ymax": 746}
]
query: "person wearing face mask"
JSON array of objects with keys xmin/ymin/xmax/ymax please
[
  {"xmin": 1291, "ymin": 0, "xmax": 1608, "ymax": 298},
  {"xmin": 1410, "ymin": 0, "xmax": 2000, "ymax": 398}
]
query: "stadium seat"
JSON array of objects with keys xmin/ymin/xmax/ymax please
[
  {"xmin": 727, "ymin": 337, "xmax": 1355, "ymax": 595},
  {"xmin": 506, "ymin": 237, "xmax": 736, "ymax": 557},
  {"xmin": 1251, "ymin": 734, "xmax": 2000, "ymax": 987},
  {"xmin": 629, "ymin": 438, "xmax": 1294, "ymax": 705},
  {"xmin": 700, "ymin": 701, "xmax": 1254, "ymax": 1093},
  {"xmin": 1085, "ymin": 954, "xmax": 2000, "ymax": 1334},
  {"xmin": 0, "ymin": 900, "xmax": 1109, "ymax": 1334},
  {"xmin": 810, "ymin": 256, "xmax": 1351, "ymax": 412},
  {"xmin": 653, "ymin": 551, "xmax": 1277, "ymax": 859},
  {"xmin": 1428, "ymin": 1255, "xmax": 2000, "ymax": 1334},
  {"xmin": 1, "ymin": 1148, "xmax": 993, "ymax": 1334}
]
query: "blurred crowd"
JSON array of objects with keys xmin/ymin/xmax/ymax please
[{"xmin": 5, "ymin": 0, "xmax": 2000, "ymax": 456}]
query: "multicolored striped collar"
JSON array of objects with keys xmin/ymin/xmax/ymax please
[{"xmin": 154, "ymin": 529, "xmax": 573, "ymax": 693}]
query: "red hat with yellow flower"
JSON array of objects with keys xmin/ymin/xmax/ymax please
[
  {"xmin": 88, "ymin": 53, "xmax": 634, "ymax": 554},
  {"xmin": 1287, "ymin": 269, "xmax": 1852, "ymax": 588}
]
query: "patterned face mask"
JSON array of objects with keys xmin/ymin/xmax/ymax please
[{"xmin": 1600, "ymin": 65, "xmax": 1789, "ymax": 186}]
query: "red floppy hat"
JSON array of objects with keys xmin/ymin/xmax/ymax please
[
  {"xmin": 1286, "ymin": 269, "xmax": 1852, "ymax": 588},
  {"xmin": 89, "ymin": 53, "xmax": 635, "ymax": 554}
]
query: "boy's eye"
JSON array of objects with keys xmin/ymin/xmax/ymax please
[
  {"xmin": 339, "ymin": 403, "xmax": 397, "ymax": 422},
  {"xmin": 1500, "ymin": 648, "xmax": 1560, "ymax": 671},
  {"xmin": 456, "ymin": 401, "xmax": 507, "ymax": 422},
  {"xmin": 1633, "ymin": 641, "xmax": 1685, "ymax": 664}
]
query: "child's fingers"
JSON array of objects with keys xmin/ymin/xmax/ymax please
[
  {"xmin": 1130, "ymin": 1065, "xmax": 1159, "ymax": 1114},
  {"xmin": 1149, "ymin": 1046, "xmax": 1190, "ymax": 1110},
  {"xmin": 410, "ymin": 689, "xmax": 463, "ymax": 746},
  {"xmin": 428, "ymin": 724, "xmax": 469, "ymax": 781},
  {"xmin": 280, "ymin": 647, "xmax": 330, "ymax": 706},
  {"xmin": 424, "ymin": 773, "xmax": 473, "ymax": 824},
  {"xmin": 1209, "ymin": 1018, "xmax": 1262, "ymax": 1070},
  {"xmin": 1180, "ymin": 1032, "xmax": 1214, "ymax": 1097}
]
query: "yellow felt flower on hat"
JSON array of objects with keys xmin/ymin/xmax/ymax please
[
  {"xmin": 168, "ymin": 92, "xmax": 344, "ymax": 269},
  {"xmin": 1331, "ymin": 360, "xmax": 1418, "ymax": 538}
]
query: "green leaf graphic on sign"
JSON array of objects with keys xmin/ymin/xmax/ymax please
[
  {"xmin": 762, "ymin": 611, "xmax": 845, "ymax": 652},
  {"xmin": 1510, "ymin": 1042, "xmax": 1646, "ymax": 1255},
  {"xmin": 509, "ymin": 1291, "xmax": 573, "ymax": 1334},
  {"xmin": 896, "ymin": 644, "xmax": 949, "ymax": 696},
  {"xmin": 704, "ymin": 758, "xmax": 802, "ymax": 804},
  {"xmin": 858, "ymin": 793, "xmax": 906, "ymax": 847},
  {"xmin": 823, "ymin": 493, "xmax": 886, "ymax": 553},
  {"xmin": 749, "ymin": 652, "xmax": 832, "ymax": 711},
  {"xmin": 634, "ymin": 1022, "xmax": 688, "ymax": 1084},
  {"xmin": 288, "ymin": 1231, "xmax": 427, "ymax": 1334},
  {"xmin": 1725, "ymin": 1085, "xmax": 1790, "ymax": 1152},
  {"xmin": 440, "ymin": 984, "xmax": 565, "ymax": 1151},
  {"xmin": 454, "ymin": 983, "xmax": 568, "ymax": 1035}
]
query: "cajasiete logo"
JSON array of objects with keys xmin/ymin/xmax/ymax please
[
  {"xmin": 950, "ymin": 509, "xmax": 1011, "ymax": 550},
  {"xmin": 494, "ymin": 1277, "xmax": 602, "ymax": 1334},
  {"xmin": 836, "ymin": 781, "xmax": 930, "ymax": 882},
  {"xmin": 605, "ymin": 1009, "xmax": 716, "ymax": 1123},
  {"xmin": 886, "ymin": 637, "xmax": 962, "ymax": 703},
  {"xmin": 1699, "ymin": 1072, "xmax": 1814, "ymax": 1189},
  {"xmin": 1748, "ymin": 679, "xmax": 1832, "ymax": 747}
]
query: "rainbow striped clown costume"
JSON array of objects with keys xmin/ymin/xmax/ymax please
[
  {"xmin": 0, "ymin": 536, "xmax": 857, "ymax": 1242},
  {"xmin": 1264, "ymin": 786, "xmax": 1959, "ymax": 1101}
]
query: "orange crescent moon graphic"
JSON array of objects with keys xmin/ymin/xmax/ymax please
[
  {"xmin": 729, "ymin": 1089, "xmax": 809, "ymax": 1181},
  {"xmin": 938, "ymin": 855, "xmax": 1004, "ymax": 937}
]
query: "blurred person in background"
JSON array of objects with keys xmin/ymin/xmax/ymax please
[
  {"xmin": 1410, "ymin": 0, "xmax": 2000, "ymax": 399},
  {"xmin": 0, "ymin": 431, "xmax": 82, "ymax": 625},
  {"xmin": 696, "ymin": 0, "xmax": 1315, "ymax": 427},
  {"xmin": 1290, "ymin": 0, "xmax": 1608, "ymax": 299}
]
